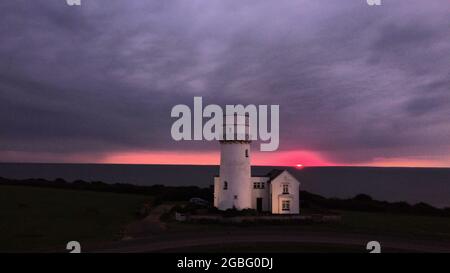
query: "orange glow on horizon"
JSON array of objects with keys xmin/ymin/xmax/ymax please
[
  {"xmin": 2, "ymin": 150, "xmax": 449, "ymax": 168},
  {"xmin": 100, "ymin": 150, "xmax": 450, "ymax": 168},
  {"xmin": 101, "ymin": 151, "xmax": 220, "ymax": 165},
  {"xmin": 359, "ymin": 156, "xmax": 450, "ymax": 168},
  {"xmin": 100, "ymin": 149, "xmax": 333, "ymax": 166}
]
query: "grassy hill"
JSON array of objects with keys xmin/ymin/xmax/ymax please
[
  {"xmin": 0, "ymin": 185, "xmax": 151, "ymax": 252},
  {"xmin": 2, "ymin": 177, "xmax": 450, "ymax": 252}
]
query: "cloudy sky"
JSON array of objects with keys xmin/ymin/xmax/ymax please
[{"xmin": 0, "ymin": 0, "xmax": 449, "ymax": 167}]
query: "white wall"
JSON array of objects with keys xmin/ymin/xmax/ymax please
[
  {"xmin": 213, "ymin": 176, "xmax": 220, "ymax": 208},
  {"xmin": 216, "ymin": 142, "xmax": 251, "ymax": 210},
  {"xmin": 250, "ymin": 177, "xmax": 270, "ymax": 212},
  {"xmin": 270, "ymin": 171, "xmax": 300, "ymax": 214}
]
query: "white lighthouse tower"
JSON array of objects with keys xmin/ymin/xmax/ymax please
[{"xmin": 214, "ymin": 114, "xmax": 252, "ymax": 210}]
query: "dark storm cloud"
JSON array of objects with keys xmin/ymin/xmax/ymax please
[{"xmin": 0, "ymin": 0, "xmax": 449, "ymax": 164}]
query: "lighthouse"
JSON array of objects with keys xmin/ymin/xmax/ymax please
[
  {"xmin": 213, "ymin": 113, "xmax": 301, "ymax": 214},
  {"xmin": 214, "ymin": 114, "xmax": 252, "ymax": 210}
]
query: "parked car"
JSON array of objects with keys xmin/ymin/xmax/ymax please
[{"xmin": 189, "ymin": 197, "xmax": 210, "ymax": 207}]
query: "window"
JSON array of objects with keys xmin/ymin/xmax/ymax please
[
  {"xmin": 253, "ymin": 182, "xmax": 265, "ymax": 189},
  {"xmin": 282, "ymin": 200, "xmax": 290, "ymax": 211},
  {"xmin": 245, "ymin": 149, "xmax": 248, "ymax": 157},
  {"xmin": 223, "ymin": 181, "xmax": 228, "ymax": 190},
  {"xmin": 234, "ymin": 195, "xmax": 238, "ymax": 200},
  {"xmin": 282, "ymin": 184, "xmax": 289, "ymax": 194}
]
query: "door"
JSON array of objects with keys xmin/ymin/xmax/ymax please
[{"xmin": 256, "ymin": 198, "xmax": 263, "ymax": 212}]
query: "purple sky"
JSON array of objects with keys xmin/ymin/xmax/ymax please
[{"xmin": 0, "ymin": 0, "xmax": 449, "ymax": 166}]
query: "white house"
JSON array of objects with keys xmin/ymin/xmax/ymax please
[{"xmin": 213, "ymin": 114, "xmax": 300, "ymax": 214}]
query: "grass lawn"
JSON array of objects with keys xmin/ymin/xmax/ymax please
[
  {"xmin": 2, "ymin": 184, "xmax": 450, "ymax": 252},
  {"xmin": 335, "ymin": 211, "xmax": 450, "ymax": 240},
  {"xmin": 0, "ymin": 185, "xmax": 151, "ymax": 252},
  {"xmin": 167, "ymin": 210, "xmax": 450, "ymax": 243}
]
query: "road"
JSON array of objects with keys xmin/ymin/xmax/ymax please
[{"xmin": 94, "ymin": 228, "xmax": 450, "ymax": 253}]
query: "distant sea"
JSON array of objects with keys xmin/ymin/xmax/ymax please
[{"xmin": 0, "ymin": 163, "xmax": 449, "ymax": 208}]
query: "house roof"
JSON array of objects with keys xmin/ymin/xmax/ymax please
[
  {"xmin": 266, "ymin": 169, "xmax": 285, "ymax": 183},
  {"xmin": 266, "ymin": 169, "xmax": 284, "ymax": 180},
  {"xmin": 214, "ymin": 168, "xmax": 286, "ymax": 182}
]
